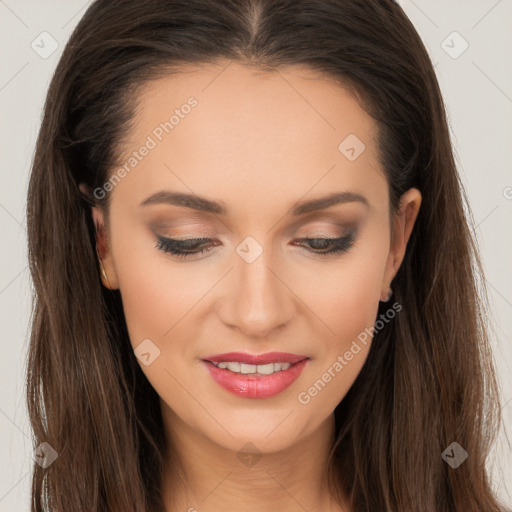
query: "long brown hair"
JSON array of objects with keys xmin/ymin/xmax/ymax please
[{"xmin": 26, "ymin": 1, "xmax": 507, "ymax": 510}]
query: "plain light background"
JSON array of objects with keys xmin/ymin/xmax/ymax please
[{"xmin": 1, "ymin": 1, "xmax": 511, "ymax": 510}]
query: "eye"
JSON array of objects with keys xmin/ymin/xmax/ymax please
[
  {"xmin": 155, "ymin": 235, "xmax": 216, "ymax": 258},
  {"xmin": 154, "ymin": 233, "xmax": 356, "ymax": 259},
  {"xmin": 293, "ymin": 233, "xmax": 356, "ymax": 256}
]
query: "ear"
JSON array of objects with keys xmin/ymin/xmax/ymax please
[
  {"xmin": 80, "ymin": 183, "xmax": 119, "ymax": 290},
  {"xmin": 91, "ymin": 207, "xmax": 120, "ymax": 290},
  {"xmin": 92, "ymin": 206, "xmax": 120, "ymax": 290},
  {"xmin": 380, "ymin": 187, "xmax": 422, "ymax": 300}
]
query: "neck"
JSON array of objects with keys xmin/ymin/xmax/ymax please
[{"xmin": 160, "ymin": 403, "xmax": 346, "ymax": 512}]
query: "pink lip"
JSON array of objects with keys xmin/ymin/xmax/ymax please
[{"xmin": 202, "ymin": 352, "xmax": 309, "ymax": 399}]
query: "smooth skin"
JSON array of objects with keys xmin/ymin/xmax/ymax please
[{"xmin": 90, "ymin": 61, "xmax": 421, "ymax": 512}]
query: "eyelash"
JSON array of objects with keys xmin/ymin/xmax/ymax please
[{"xmin": 154, "ymin": 233, "xmax": 356, "ymax": 259}]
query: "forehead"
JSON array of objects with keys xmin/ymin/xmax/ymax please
[{"xmin": 111, "ymin": 60, "xmax": 387, "ymax": 215}]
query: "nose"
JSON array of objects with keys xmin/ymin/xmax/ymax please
[{"xmin": 218, "ymin": 245, "xmax": 294, "ymax": 339}]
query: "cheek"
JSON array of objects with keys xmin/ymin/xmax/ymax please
[
  {"xmin": 304, "ymin": 244, "xmax": 388, "ymax": 341},
  {"xmin": 293, "ymin": 268, "xmax": 385, "ymax": 418},
  {"xmin": 297, "ymin": 239, "xmax": 388, "ymax": 394},
  {"xmin": 115, "ymin": 254, "xmax": 208, "ymax": 348},
  {"xmin": 107, "ymin": 212, "xmax": 212, "ymax": 354}
]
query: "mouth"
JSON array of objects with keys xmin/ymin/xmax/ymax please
[{"xmin": 201, "ymin": 352, "xmax": 310, "ymax": 399}]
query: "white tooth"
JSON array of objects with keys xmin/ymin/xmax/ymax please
[
  {"xmin": 226, "ymin": 362, "xmax": 241, "ymax": 372},
  {"xmin": 240, "ymin": 363, "xmax": 257, "ymax": 374},
  {"xmin": 256, "ymin": 363, "xmax": 275, "ymax": 375},
  {"xmin": 217, "ymin": 361, "xmax": 293, "ymax": 374}
]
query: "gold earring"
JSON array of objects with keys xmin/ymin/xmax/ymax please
[
  {"xmin": 99, "ymin": 259, "xmax": 108, "ymax": 281},
  {"xmin": 99, "ymin": 259, "xmax": 113, "ymax": 289},
  {"xmin": 96, "ymin": 247, "xmax": 111, "ymax": 289}
]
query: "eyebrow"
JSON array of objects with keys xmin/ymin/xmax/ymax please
[{"xmin": 140, "ymin": 190, "xmax": 369, "ymax": 215}]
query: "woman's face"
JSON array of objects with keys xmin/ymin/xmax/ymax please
[{"xmin": 94, "ymin": 61, "xmax": 420, "ymax": 453}]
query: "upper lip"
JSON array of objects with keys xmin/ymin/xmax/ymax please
[{"xmin": 203, "ymin": 352, "xmax": 309, "ymax": 365}]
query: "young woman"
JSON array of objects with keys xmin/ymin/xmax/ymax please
[{"xmin": 26, "ymin": 1, "xmax": 508, "ymax": 511}]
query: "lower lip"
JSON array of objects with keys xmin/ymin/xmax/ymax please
[{"xmin": 203, "ymin": 359, "xmax": 309, "ymax": 399}]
